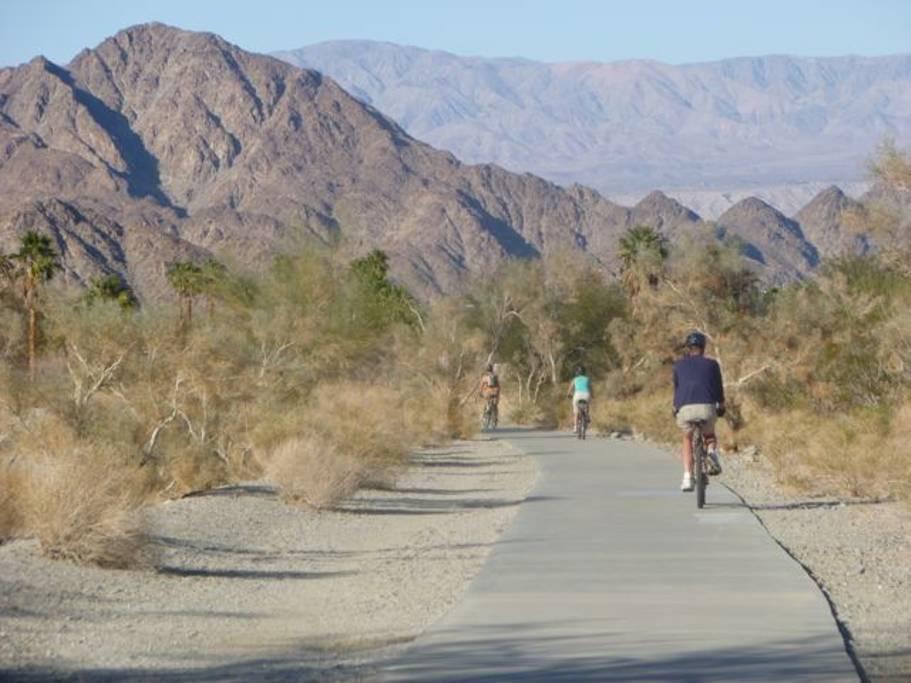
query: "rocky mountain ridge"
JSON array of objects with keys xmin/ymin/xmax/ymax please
[
  {"xmin": 0, "ymin": 25, "xmax": 868, "ymax": 301},
  {"xmin": 275, "ymin": 41, "xmax": 910, "ymax": 215}
]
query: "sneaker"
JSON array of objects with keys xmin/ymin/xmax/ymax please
[
  {"xmin": 707, "ymin": 448, "xmax": 722, "ymax": 476},
  {"xmin": 680, "ymin": 473, "xmax": 694, "ymax": 492}
]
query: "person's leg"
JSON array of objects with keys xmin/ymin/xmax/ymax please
[
  {"xmin": 681, "ymin": 430, "xmax": 694, "ymax": 475},
  {"xmin": 703, "ymin": 429, "xmax": 722, "ymax": 474},
  {"xmin": 680, "ymin": 430, "xmax": 694, "ymax": 490}
]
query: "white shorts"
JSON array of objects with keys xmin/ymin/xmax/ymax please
[{"xmin": 573, "ymin": 392, "xmax": 591, "ymax": 408}]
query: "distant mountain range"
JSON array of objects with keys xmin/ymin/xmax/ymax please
[
  {"xmin": 275, "ymin": 41, "xmax": 911, "ymax": 217},
  {"xmin": 0, "ymin": 25, "xmax": 876, "ymax": 302}
]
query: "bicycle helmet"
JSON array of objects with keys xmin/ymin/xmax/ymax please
[
  {"xmin": 486, "ymin": 363, "xmax": 494, "ymax": 373},
  {"xmin": 685, "ymin": 331, "xmax": 707, "ymax": 348},
  {"xmin": 575, "ymin": 365, "xmax": 586, "ymax": 375}
]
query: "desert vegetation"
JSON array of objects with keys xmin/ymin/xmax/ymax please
[
  {"xmin": 1, "ymin": 145, "xmax": 909, "ymax": 568},
  {"xmin": 593, "ymin": 142, "xmax": 911, "ymax": 502},
  {"xmin": 0, "ymin": 244, "xmax": 484, "ymax": 566}
]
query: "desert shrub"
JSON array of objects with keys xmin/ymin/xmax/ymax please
[
  {"xmin": 757, "ymin": 405, "xmax": 907, "ymax": 500},
  {"xmin": 0, "ymin": 464, "xmax": 26, "ymax": 541},
  {"xmin": 19, "ymin": 451, "xmax": 152, "ymax": 568},
  {"xmin": 308, "ymin": 383, "xmax": 414, "ymax": 466},
  {"xmin": 267, "ymin": 434, "xmax": 364, "ymax": 509},
  {"xmin": 266, "ymin": 382, "xmax": 418, "ymax": 507},
  {"xmin": 592, "ymin": 392, "xmax": 680, "ymax": 444},
  {"xmin": 508, "ymin": 398, "xmax": 542, "ymax": 426},
  {"xmin": 747, "ymin": 372, "xmax": 809, "ymax": 412}
]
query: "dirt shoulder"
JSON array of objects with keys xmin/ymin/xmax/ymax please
[
  {"xmin": 719, "ymin": 450, "xmax": 911, "ymax": 683},
  {"xmin": 0, "ymin": 438, "xmax": 536, "ymax": 680}
]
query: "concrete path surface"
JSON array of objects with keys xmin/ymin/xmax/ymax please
[{"xmin": 383, "ymin": 429, "xmax": 859, "ymax": 682}]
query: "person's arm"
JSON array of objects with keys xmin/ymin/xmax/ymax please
[
  {"xmin": 672, "ymin": 365, "xmax": 680, "ymax": 413},
  {"xmin": 567, "ymin": 380, "xmax": 574, "ymax": 398},
  {"xmin": 713, "ymin": 361, "xmax": 726, "ymax": 415}
]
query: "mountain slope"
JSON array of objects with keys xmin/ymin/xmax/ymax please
[
  {"xmin": 716, "ymin": 197, "xmax": 819, "ymax": 281},
  {"xmin": 0, "ymin": 23, "xmax": 714, "ymax": 299},
  {"xmin": 794, "ymin": 186, "xmax": 867, "ymax": 258},
  {"xmin": 275, "ymin": 41, "xmax": 911, "ymax": 203}
]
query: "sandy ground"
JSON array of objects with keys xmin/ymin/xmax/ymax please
[
  {"xmin": 0, "ymin": 438, "xmax": 536, "ymax": 681},
  {"xmin": 719, "ymin": 449, "xmax": 911, "ymax": 683}
]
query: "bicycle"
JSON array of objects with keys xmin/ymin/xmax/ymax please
[
  {"xmin": 688, "ymin": 419, "xmax": 710, "ymax": 508},
  {"xmin": 575, "ymin": 400, "xmax": 590, "ymax": 440},
  {"xmin": 482, "ymin": 396, "xmax": 499, "ymax": 430}
]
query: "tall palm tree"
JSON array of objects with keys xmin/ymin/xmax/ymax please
[
  {"xmin": 618, "ymin": 225, "xmax": 669, "ymax": 310},
  {"xmin": 166, "ymin": 261, "xmax": 204, "ymax": 328},
  {"xmin": 13, "ymin": 231, "xmax": 61, "ymax": 375}
]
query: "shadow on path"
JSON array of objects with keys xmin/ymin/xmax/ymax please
[
  {"xmin": 2, "ymin": 630, "xmax": 854, "ymax": 682},
  {"xmin": 156, "ymin": 566, "xmax": 356, "ymax": 581}
]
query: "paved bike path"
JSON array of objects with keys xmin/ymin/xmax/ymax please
[{"xmin": 383, "ymin": 429, "xmax": 858, "ymax": 682}]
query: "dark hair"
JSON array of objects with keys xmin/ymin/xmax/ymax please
[
  {"xmin": 575, "ymin": 365, "xmax": 586, "ymax": 375},
  {"xmin": 486, "ymin": 363, "xmax": 494, "ymax": 372}
]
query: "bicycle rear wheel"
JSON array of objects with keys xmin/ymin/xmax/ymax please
[{"xmin": 694, "ymin": 428, "xmax": 706, "ymax": 508}]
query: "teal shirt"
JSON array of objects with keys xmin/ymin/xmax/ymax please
[{"xmin": 573, "ymin": 375, "xmax": 591, "ymax": 393}]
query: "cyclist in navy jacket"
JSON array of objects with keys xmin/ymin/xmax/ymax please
[{"xmin": 673, "ymin": 331, "xmax": 725, "ymax": 491}]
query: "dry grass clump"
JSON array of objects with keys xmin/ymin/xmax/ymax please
[
  {"xmin": 755, "ymin": 402, "xmax": 911, "ymax": 501},
  {"xmin": 19, "ymin": 452, "xmax": 152, "ymax": 568},
  {"xmin": 267, "ymin": 383, "xmax": 419, "ymax": 508},
  {"xmin": 0, "ymin": 465, "xmax": 26, "ymax": 541},
  {"xmin": 267, "ymin": 434, "xmax": 363, "ymax": 509},
  {"xmin": 593, "ymin": 393, "xmax": 680, "ymax": 444},
  {"xmin": 311, "ymin": 383, "xmax": 414, "ymax": 464},
  {"xmin": 507, "ymin": 398, "xmax": 542, "ymax": 426},
  {"xmin": 443, "ymin": 393, "xmax": 481, "ymax": 440},
  {"xmin": 506, "ymin": 389, "xmax": 564, "ymax": 429}
]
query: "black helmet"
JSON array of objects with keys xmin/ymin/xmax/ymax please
[
  {"xmin": 685, "ymin": 331, "xmax": 707, "ymax": 348},
  {"xmin": 575, "ymin": 365, "xmax": 586, "ymax": 375},
  {"xmin": 486, "ymin": 363, "xmax": 494, "ymax": 373}
]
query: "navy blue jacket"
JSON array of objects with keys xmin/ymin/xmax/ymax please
[{"xmin": 673, "ymin": 355, "xmax": 725, "ymax": 410}]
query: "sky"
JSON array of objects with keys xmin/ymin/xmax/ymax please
[{"xmin": 0, "ymin": 0, "xmax": 908, "ymax": 68}]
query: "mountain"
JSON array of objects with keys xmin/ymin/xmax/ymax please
[
  {"xmin": 0, "ymin": 23, "xmax": 711, "ymax": 300},
  {"xmin": 794, "ymin": 186, "xmax": 867, "ymax": 258},
  {"xmin": 615, "ymin": 181, "xmax": 871, "ymax": 221},
  {"xmin": 275, "ymin": 41, "xmax": 910, "ymax": 207},
  {"xmin": 716, "ymin": 197, "xmax": 819, "ymax": 281}
]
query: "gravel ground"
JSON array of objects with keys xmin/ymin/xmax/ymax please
[
  {"xmin": 719, "ymin": 449, "xmax": 911, "ymax": 683},
  {"xmin": 0, "ymin": 438, "xmax": 536, "ymax": 681}
]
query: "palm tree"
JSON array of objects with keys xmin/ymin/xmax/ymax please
[
  {"xmin": 618, "ymin": 225, "xmax": 669, "ymax": 310},
  {"xmin": 85, "ymin": 274, "xmax": 136, "ymax": 310},
  {"xmin": 13, "ymin": 232, "xmax": 61, "ymax": 375},
  {"xmin": 199, "ymin": 258, "xmax": 226, "ymax": 319},
  {"xmin": 166, "ymin": 261, "xmax": 205, "ymax": 328}
]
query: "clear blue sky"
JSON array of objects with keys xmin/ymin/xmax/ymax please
[{"xmin": 1, "ymin": 0, "xmax": 908, "ymax": 68}]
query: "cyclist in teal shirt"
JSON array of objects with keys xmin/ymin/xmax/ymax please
[{"xmin": 566, "ymin": 366, "xmax": 593, "ymax": 430}]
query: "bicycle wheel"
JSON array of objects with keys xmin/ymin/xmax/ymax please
[
  {"xmin": 581, "ymin": 406, "xmax": 588, "ymax": 440},
  {"xmin": 694, "ymin": 427, "xmax": 706, "ymax": 509}
]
